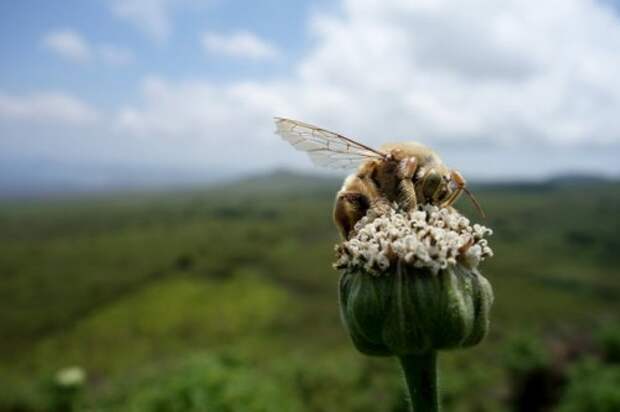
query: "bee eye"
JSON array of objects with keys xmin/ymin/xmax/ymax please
[
  {"xmin": 343, "ymin": 193, "xmax": 370, "ymax": 212},
  {"xmin": 438, "ymin": 188, "xmax": 449, "ymax": 201},
  {"xmin": 422, "ymin": 171, "xmax": 442, "ymax": 199}
]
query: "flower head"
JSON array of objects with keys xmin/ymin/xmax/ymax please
[
  {"xmin": 335, "ymin": 204, "xmax": 493, "ymax": 275},
  {"xmin": 54, "ymin": 367, "xmax": 86, "ymax": 388},
  {"xmin": 336, "ymin": 204, "xmax": 495, "ymax": 356}
]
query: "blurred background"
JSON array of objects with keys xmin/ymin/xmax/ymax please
[{"xmin": 1, "ymin": 1, "xmax": 619, "ymax": 411}]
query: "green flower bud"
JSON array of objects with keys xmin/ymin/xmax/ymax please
[
  {"xmin": 50, "ymin": 366, "xmax": 85, "ymax": 412},
  {"xmin": 339, "ymin": 263, "xmax": 493, "ymax": 356},
  {"xmin": 335, "ymin": 205, "xmax": 494, "ymax": 357}
]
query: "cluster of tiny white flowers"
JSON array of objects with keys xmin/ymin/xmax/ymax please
[
  {"xmin": 335, "ymin": 204, "xmax": 493, "ymax": 275},
  {"xmin": 55, "ymin": 366, "xmax": 86, "ymax": 387}
]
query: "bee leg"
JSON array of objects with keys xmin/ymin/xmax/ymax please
[
  {"xmin": 399, "ymin": 179, "xmax": 418, "ymax": 210},
  {"xmin": 398, "ymin": 157, "xmax": 418, "ymax": 210},
  {"xmin": 333, "ymin": 191, "xmax": 370, "ymax": 239},
  {"xmin": 440, "ymin": 170, "xmax": 465, "ymax": 208},
  {"xmin": 371, "ymin": 197, "xmax": 392, "ymax": 216},
  {"xmin": 398, "ymin": 157, "xmax": 418, "ymax": 180}
]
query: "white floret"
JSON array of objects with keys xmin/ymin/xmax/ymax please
[{"xmin": 335, "ymin": 205, "xmax": 493, "ymax": 275}]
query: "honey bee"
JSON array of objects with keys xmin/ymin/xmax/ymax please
[{"xmin": 274, "ymin": 117, "xmax": 484, "ymax": 239}]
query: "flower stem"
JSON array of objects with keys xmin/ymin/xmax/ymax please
[{"xmin": 399, "ymin": 352, "xmax": 440, "ymax": 412}]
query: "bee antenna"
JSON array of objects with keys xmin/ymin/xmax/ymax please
[{"xmin": 463, "ymin": 187, "xmax": 486, "ymax": 219}]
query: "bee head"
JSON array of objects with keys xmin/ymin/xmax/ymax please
[
  {"xmin": 420, "ymin": 169, "xmax": 486, "ymax": 217},
  {"xmin": 420, "ymin": 169, "xmax": 450, "ymax": 204}
]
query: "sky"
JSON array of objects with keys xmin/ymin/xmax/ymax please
[{"xmin": 1, "ymin": 0, "xmax": 620, "ymax": 191}]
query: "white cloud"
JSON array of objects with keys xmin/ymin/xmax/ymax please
[
  {"xmin": 42, "ymin": 29, "xmax": 92, "ymax": 63},
  {"xmin": 14, "ymin": 0, "xmax": 620, "ymax": 180},
  {"xmin": 110, "ymin": 0, "xmax": 170, "ymax": 41},
  {"xmin": 290, "ymin": 0, "xmax": 620, "ymax": 150},
  {"xmin": 108, "ymin": 0, "xmax": 202, "ymax": 42},
  {"xmin": 202, "ymin": 31, "xmax": 279, "ymax": 59},
  {"xmin": 42, "ymin": 29, "xmax": 134, "ymax": 66},
  {"xmin": 0, "ymin": 91, "xmax": 99, "ymax": 125},
  {"xmin": 99, "ymin": 44, "xmax": 135, "ymax": 66},
  {"xmin": 114, "ymin": 76, "xmax": 292, "ymax": 170},
  {"xmin": 117, "ymin": 0, "xmax": 620, "ymax": 176}
]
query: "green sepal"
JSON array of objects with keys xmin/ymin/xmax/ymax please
[{"xmin": 339, "ymin": 262, "xmax": 493, "ymax": 356}]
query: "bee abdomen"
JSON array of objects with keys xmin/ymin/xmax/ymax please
[{"xmin": 334, "ymin": 192, "xmax": 371, "ymax": 239}]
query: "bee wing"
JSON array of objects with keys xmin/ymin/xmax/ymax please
[{"xmin": 274, "ymin": 117, "xmax": 385, "ymax": 170}]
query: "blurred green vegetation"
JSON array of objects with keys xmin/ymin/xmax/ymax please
[{"xmin": 0, "ymin": 172, "xmax": 619, "ymax": 411}]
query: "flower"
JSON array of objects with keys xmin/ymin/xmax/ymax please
[
  {"xmin": 335, "ymin": 204, "xmax": 493, "ymax": 275},
  {"xmin": 54, "ymin": 367, "xmax": 86, "ymax": 388},
  {"xmin": 336, "ymin": 204, "xmax": 494, "ymax": 356}
]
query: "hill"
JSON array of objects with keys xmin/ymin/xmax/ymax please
[{"xmin": 0, "ymin": 173, "xmax": 619, "ymax": 411}]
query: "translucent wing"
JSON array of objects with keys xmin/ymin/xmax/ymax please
[{"xmin": 274, "ymin": 117, "xmax": 385, "ymax": 170}]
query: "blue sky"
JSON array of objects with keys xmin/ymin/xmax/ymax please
[
  {"xmin": 0, "ymin": 1, "xmax": 319, "ymax": 107},
  {"xmin": 1, "ymin": 0, "xmax": 620, "ymax": 191}
]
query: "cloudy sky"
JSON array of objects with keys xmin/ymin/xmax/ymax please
[{"xmin": 1, "ymin": 0, "xmax": 620, "ymax": 189}]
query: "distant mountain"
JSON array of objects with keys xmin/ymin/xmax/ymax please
[
  {"xmin": 547, "ymin": 173, "xmax": 615, "ymax": 187},
  {"xmin": 0, "ymin": 160, "xmax": 616, "ymax": 200},
  {"xmin": 227, "ymin": 170, "xmax": 618, "ymax": 193},
  {"xmin": 475, "ymin": 173, "xmax": 616, "ymax": 193},
  {"xmin": 215, "ymin": 169, "xmax": 342, "ymax": 196},
  {"xmin": 0, "ymin": 157, "xmax": 229, "ymax": 199}
]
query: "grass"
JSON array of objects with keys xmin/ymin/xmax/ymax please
[{"xmin": 0, "ymin": 173, "xmax": 619, "ymax": 411}]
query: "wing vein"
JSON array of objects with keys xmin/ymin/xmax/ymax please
[{"xmin": 274, "ymin": 117, "xmax": 385, "ymax": 170}]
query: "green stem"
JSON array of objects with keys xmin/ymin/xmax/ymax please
[{"xmin": 398, "ymin": 352, "xmax": 440, "ymax": 412}]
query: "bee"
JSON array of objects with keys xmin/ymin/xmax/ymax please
[{"xmin": 274, "ymin": 117, "xmax": 484, "ymax": 239}]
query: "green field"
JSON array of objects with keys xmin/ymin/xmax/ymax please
[{"xmin": 1, "ymin": 172, "xmax": 619, "ymax": 411}]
